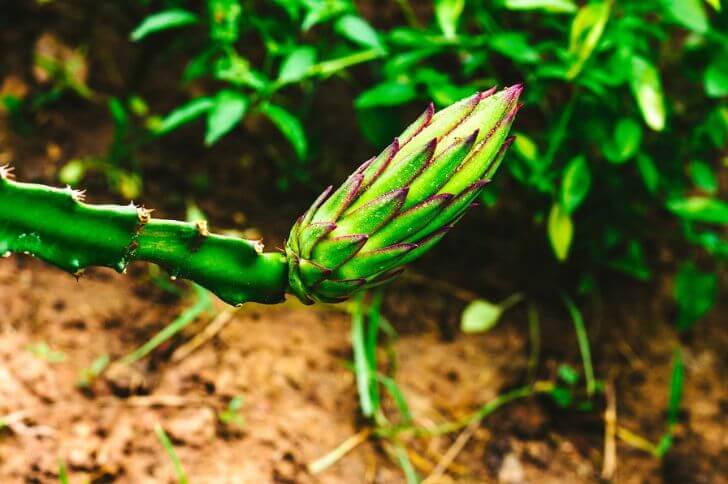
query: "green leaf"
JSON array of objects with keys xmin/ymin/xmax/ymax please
[
  {"xmin": 666, "ymin": 348, "xmax": 684, "ymax": 428},
  {"xmin": 58, "ymin": 159, "xmax": 86, "ymax": 186},
  {"xmin": 301, "ymin": 0, "xmax": 350, "ymax": 31},
  {"xmin": 278, "ymin": 46, "xmax": 317, "ymax": 84},
  {"xmin": 662, "ymin": 0, "xmax": 709, "ymax": 33},
  {"xmin": 667, "ymin": 197, "xmax": 728, "ymax": 224},
  {"xmin": 689, "ymin": 160, "xmax": 718, "ymax": 194},
  {"xmin": 513, "ymin": 131, "xmax": 539, "ymax": 162},
  {"xmin": 704, "ymin": 107, "xmax": 728, "ymax": 148},
  {"xmin": 604, "ymin": 118, "xmax": 642, "ymax": 163},
  {"xmin": 130, "ymin": 9, "xmax": 198, "ymax": 42},
  {"xmin": 548, "ymin": 202, "xmax": 573, "ymax": 261},
  {"xmin": 156, "ymin": 97, "xmax": 213, "ymax": 135},
  {"xmin": 435, "ymin": 0, "xmax": 465, "ymax": 39},
  {"xmin": 259, "ymin": 103, "xmax": 307, "ymax": 159},
  {"xmin": 561, "ymin": 155, "xmax": 591, "ymax": 213},
  {"xmin": 558, "ymin": 364, "xmax": 580, "ymax": 385},
  {"xmin": 503, "ymin": 0, "xmax": 577, "ymax": 13},
  {"xmin": 488, "ymin": 32, "xmax": 541, "ymax": 64},
  {"xmin": 334, "ymin": 15, "xmax": 383, "ymax": 50},
  {"xmin": 461, "ymin": 299, "xmax": 502, "ymax": 333},
  {"xmin": 549, "ymin": 386, "xmax": 573, "ymax": 407},
  {"xmin": 608, "ymin": 240, "xmax": 651, "ymax": 281},
  {"xmin": 704, "ymin": 55, "xmax": 728, "ymax": 98},
  {"xmin": 674, "ymin": 262, "xmax": 717, "ymax": 330},
  {"xmin": 637, "ymin": 154, "xmax": 659, "ymax": 194},
  {"xmin": 704, "ymin": 0, "xmax": 721, "ymax": 11},
  {"xmin": 567, "ymin": 1, "xmax": 611, "ymax": 79},
  {"xmin": 205, "ymin": 90, "xmax": 248, "ymax": 146},
  {"xmin": 630, "ymin": 56, "xmax": 666, "ymax": 131},
  {"xmin": 214, "ymin": 53, "xmax": 268, "ymax": 90},
  {"xmin": 208, "ymin": 0, "xmax": 243, "ymax": 44},
  {"xmin": 355, "ymin": 82, "xmax": 417, "ymax": 109}
]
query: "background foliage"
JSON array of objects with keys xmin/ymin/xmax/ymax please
[{"xmin": 2, "ymin": 0, "xmax": 726, "ymax": 327}]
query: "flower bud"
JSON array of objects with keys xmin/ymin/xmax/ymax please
[{"xmin": 286, "ymin": 85, "xmax": 522, "ymax": 303}]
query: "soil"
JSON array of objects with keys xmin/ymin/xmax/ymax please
[
  {"xmin": 1, "ymin": 3, "xmax": 727, "ymax": 483},
  {"xmin": 1, "ymin": 253, "xmax": 726, "ymax": 484}
]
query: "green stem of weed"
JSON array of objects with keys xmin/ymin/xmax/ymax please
[
  {"xmin": 119, "ymin": 284, "xmax": 212, "ymax": 365},
  {"xmin": 154, "ymin": 424, "xmax": 188, "ymax": 484},
  {"xmin": 562, "ymin": 294, "xmax": 595, "ymax": 397}
]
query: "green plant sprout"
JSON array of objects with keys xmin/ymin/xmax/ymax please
[{"xmin": 0, "ymin": 86, "xmax": 521, "ymax": 306}]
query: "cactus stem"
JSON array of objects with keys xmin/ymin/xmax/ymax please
[{"xmin": 0, "ymin": 176, "xmax": 288, "ymax": 305}]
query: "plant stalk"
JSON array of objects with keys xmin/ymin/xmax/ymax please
[{"xmin": 0, "ymin": 170, "xmax": 288, "ymax": 305}]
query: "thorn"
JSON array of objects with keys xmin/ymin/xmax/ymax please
[
  {"xmin": 136, "ymin": 206, "xmax": 152, "ymax": 224},
  {"xmin": 0, "ymin": 164, "xmax": 15, "ymax": 180},
  {"xmin": 67, "ymin": 186, "xmax": 86, "ymax": 202},
  {"xmin": 254, "ymin": 240, "xmax": 264, "ymax": 254},
  {"xmin": 195, "ymin": 220, "xmax": 209, "ymax": 237}
]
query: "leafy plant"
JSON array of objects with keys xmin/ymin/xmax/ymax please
[{"xmin": 130, "ymin": 0, "xmax": 385, "ymax": 159}]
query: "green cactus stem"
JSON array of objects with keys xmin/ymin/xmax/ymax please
[{"xmin": 0, "ymin": 165, "xmax": 288, "ymax": 305}]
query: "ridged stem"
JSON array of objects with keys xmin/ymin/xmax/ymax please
[{"xmin": 0, "ymin": 170, "xmax": 288, "ymax": 305}]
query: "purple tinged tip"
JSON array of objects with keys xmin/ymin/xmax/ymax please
[
  {"xmin": 388, "ymin": 138, "xmax": 401, "ymax": 158},
  {"xmin": 503, "ymin": 103, "xmax": 524, "ymax": 123},
  {"xmin": 366, "ymin": 267, "xmax": 405, "ymax": 286},
  {"xmin": 332, "ymin": 233, "xmax": 368, "ymax": 243},
  {"xmin": 480, "ymin": 86, "xmax": 498, "ymax": 100},
  {"xmin": 381, "ymin": 242, "xmax": 418, "ymax": 253},
  {"xmin": 465, "ymin": 179, "xmax": 490, "ymax": 193},
  {"xmin": 314, "ymin": 186, "xmax": 334, "ymax": 208},
  {"xmin": 402, "ymin": 192, "xmax": 454, "ymax": 214},
  {"xmin": 354, "ymin": 157, "xmax": 374, "ymax": 175},
  {"xmin": 464, "ymin": 129, "xmax": 480, "ymax": 145},
  {"xmin": 508, "ymin": 83, "xmax": 524, "ymax": 96},
  {"xmin": 425, "ymin": 102, "xmax": 435, "ymax": 121}
]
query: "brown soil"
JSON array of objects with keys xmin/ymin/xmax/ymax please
[{"xmin": 1, "ymin": 254, "xmax": 726, "ymax": 483}]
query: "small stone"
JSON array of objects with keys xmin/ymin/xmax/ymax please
[
  {"xmin": 104, "ymin": 362, "xmax": 151, "ymax": 397},
  {"xmin": 498, "ymin": 453, "xmax": 525, "ymax": 484},
  {"xmin": 164, "ymin": 408, "xmax": 216, "ymax": 447}
]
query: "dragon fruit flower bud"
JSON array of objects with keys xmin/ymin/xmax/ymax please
[{"xmin": 286, "ymin": 85, "xmax": 522, "ymax": 304}]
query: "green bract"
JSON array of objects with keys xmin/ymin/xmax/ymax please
[{"xmin": 286, "ymin": 85, "xmax": 522, "ymax": 304}]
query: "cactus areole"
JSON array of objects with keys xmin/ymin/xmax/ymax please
[{"xmin": 0, "ymin": 86, "xmax": 521, "ymax": 306}]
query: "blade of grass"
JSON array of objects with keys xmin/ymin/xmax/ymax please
[
  {"xmin": 352, "ymin": 292, "xmax": 374, "ymax": 417},
  {"xmin": 377, "ymin": 374, "xmax": 413, "ymax": 424},
  {"xmin": 308, "ymin": 428, "xmax": 372, "ymax": 474},
  {"xmin": 58, "ymin": 459, "xmax": 70, "ymax": 484},
  {"xmin": 616, "ymin": 426, "xmax": 660, "ymax": 457},
  {"xmin": 394, "ymin": 443, "xmax": 419, "ymax": 484},
  {"xmin": 380, "ymin": 381, "xmax": 555, "ymax": 438},
  {"xmin": 657, "ymin": 346, "xmax": 685, "ymax": 457},
  {"xmin": 562, "ymin": 294, "xmax": 595, "ymax": 397},
  {"xmin": 527, "ymin": 303, "xmax": 540, "ymax": 383},
  {"xmin": 119, "ymin": 284, "xmax": 212, "ymax": 365},
  {"xmin": 154, "ymin": 423, "xmax": 188, "ymax": 484},
  {"xmin": 366, "ymin": 290, "xmax": 384, "ymax": 412},
  {"xmin": 666, "ymin": 347, "xmax": 684, "ymax": 432}
]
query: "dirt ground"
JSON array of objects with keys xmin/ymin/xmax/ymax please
[{"xmin": 0, "ymin": 252, "xmax": 726, "ymax": 483}]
